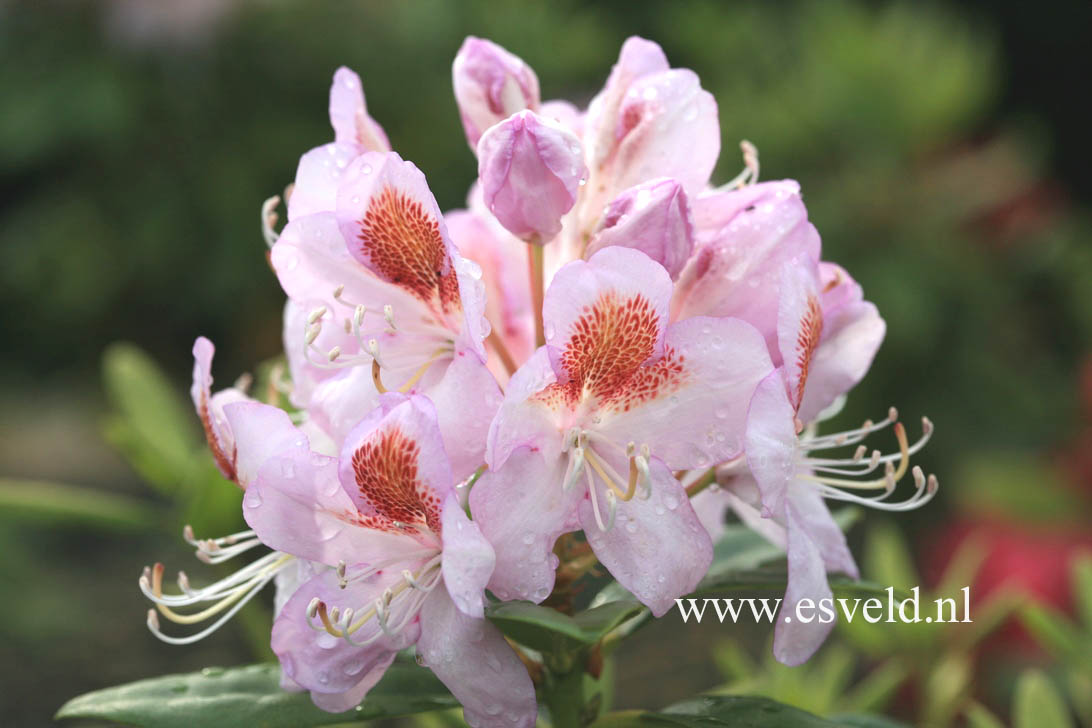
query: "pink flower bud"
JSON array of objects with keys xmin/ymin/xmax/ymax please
[
  {"xmin": 477, "ymin": 110, "xmax": 586, "ymax": 243},
  {"xmin": 585, "ymin": 178, "xmax": 694, "ymax": 279},
  {"xmin": 453, "ymin": 37, "xmax": 540, "ymax": 148}
]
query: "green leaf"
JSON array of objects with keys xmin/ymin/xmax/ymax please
[
  {"xmin": 964, "ymin": 700, "xmax": 1006, "ymax": 728},
  {"xmin": 0, "ymin": 477, "xmax": 158, "ymax": 531},
  {"xmin": 696, "ymin": 567, "xmax": 900, "ymax": 602},
  {"xmin": 829, "ymin": 715, "xmax": 910, "ymax": 728},
  {"xmin": 56, "ymin": 660, "xmax": 457, "ymax": 728},
  {"xmin": 486, "ymin": 599, "xmax": 644, "ymax": 655},
  {"xmin": 591, "ymin": 695, "xmax": 836, "ymax": 727},
  {"xmin": 102, "ymin": 342, "xmax": 200, "ymax": 494},
  {"xmin": 1072, "ymin": 555, "xmax": 1092, "ymax": 631},
  {"xmin": 1013, "ymin": 670, "xmax": 1073, "ymax": 728},
  {"xmin": 1020, "ymin": 603, "xmax": 1079, "ymax": 659}
]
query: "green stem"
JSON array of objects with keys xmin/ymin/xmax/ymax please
[{"xmin": 542, "ymin": 667, "xmax": 586, "ymax": 728}]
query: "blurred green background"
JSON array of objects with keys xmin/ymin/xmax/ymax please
[{"xmin": 2, "ymin": 1, "xmax": 1090, "ymax": 725}]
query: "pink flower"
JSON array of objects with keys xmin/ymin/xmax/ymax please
[
  {"xmin": 190, "ymin": 336, "xmax": 250, "ymax": 484},
  {"xmin": 584, "ymin": 177, "xmax": 694, "ymax": 279},
  {"xmin": 230, "ymin": 394, "xmax": 536, "ymax": 724},
  {"xmin": 329, "ymin": 66, "xmax": 391, "ymax": 154},
  {"xmin": 477, "ymin": 110, "xmax": 586, "ymax": 242},
  {"xmin": 272, "ymin": 151, "xmax": 500, "ymax": 480},
  {"xmin": 453, "ymin": 37, "xmax": 540, "ymax": 149},
  {"xmin": 697, "ymin": 262, "xmax": 934, "ymax": 665},
  {"xmin": 469, "ymin": 247, "xmax": 774, "ymax": 615}
]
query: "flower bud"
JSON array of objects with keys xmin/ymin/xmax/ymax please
[
  {"xmin": 453, "ymin": 37, "xmax": 540, "ymax": 148},
  {"xmin": 477, "ymin": 110, "xmax": 586, "ymax": 243},
  {"xmin": 585, "ymin": 178, "xmax": 694, "ymax": 279}
]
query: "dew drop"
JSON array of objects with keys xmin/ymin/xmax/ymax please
[{"xmin": 360, "ymin": 164, "xmax": 373, "ymax": 175}]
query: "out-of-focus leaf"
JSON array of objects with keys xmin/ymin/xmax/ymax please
[
  {"xmin": 965, "ymin": 701, "xmax": 1006, "ymax": 728},
  {"xmin": 862, "ymin": 522, "xmax": 918, "ymax": 591},
  {"xmin": 1072, "ymin": 554, "xmax": 1092, "ymax": 631},
  {"xmin": 696, "ymin": 568, "xmax": 902, "ymax": 603},
  {"xmin": 921, "ymin": 654, "xmax": 971, "ymax": 727},
  {"xmin": 1013, "ymin": 670, "xmax": 1073, "ymax": 728},
  {"xmin": 590, "ymin": 695, "xmax": 835, "ymax": 727},
  {"xmin": 1021, "ymin": 603, "xmax": 1080, "ymax": 658},
  {"xmin": 0, "ymin": 478, "xmax": 158, "ymax": 531},
  {"xmin": 842, "ymin": 660, "xmax": 908, "ymax": 714},
  {"xmin": 181, "ymin": 455, "xmax": 245, "ymax": 537},
  {"xmin": 487, "ymin": 599, "xmax": 643, "ymax": 655},
  {"xmin": 55, "ymin": 660, "xmax": 456, "ymax": 728},
  {"xmin": 102, "ymin": 342, "xmax": 199, "ymax": 494},
  {"xmin": 829, "ymin": 715, "xmax": 910, "ymax": 728}
]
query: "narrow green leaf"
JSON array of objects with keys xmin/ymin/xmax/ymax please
[
  {"xmin": 964, "ymin": 700, "xmax": 1006, "ymax": 728},
  {"xmin": 696, "ymin": 567, "xmax": 903, "ymax": 602},
  {"xmin": 0, "ymin": 478, "xmax": 158, "ymax": 531},
  {"xmin": 486, "ymin": 600, "xmax": 644, "ymax": 654},
  {"xmin": 591, "ymin": 695, "xmax": 835, "ymax": 726},
  {"xmin": 829, "ymin": 715, "xmax": 910, "ymax": 728},
  {"xmin": 1020, "ymin": 603, "xmax": 1079, "ymax": 659},
  {"xmin": 1071, "ymin": 555, "xmax": 1092, "ymax": 631},
  {"xmin": 102, "ymin": 342, "xmax": 199, "ymax": 494},
  {"xmin": 56, "ymin": 660, "xmax": 456, "ymax": 728},
  {"xmin": 1013, "ymin": 670, "xmax": 1073, "ymax": 728}
]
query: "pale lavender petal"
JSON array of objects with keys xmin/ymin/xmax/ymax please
[
  {"xmin": 743, "ymin": 372, "xmax": 798, "ymax": 518},
  {"xmin": 486, "ymin": 347, "xmax": 566, "ymax": 469},
  {"xmin": 581, "ymin": 457, "xmax": 712, "ymax": 617},
  {"xmin": 271, "ymin": 568, "xmax": 412, "ymax": 697},
  {"xmin": 468, "ymin": 447, "xmax": 578, "ymax": 602},
  {"xmin": 287, "ymin": 142, "xmax": 361, "ymax": 222},
  {"xmin": 440, "ymin": 493, "xmax": 495, "ymax": 618},
  {"xmin": 773, "ymin": 503, "xmax": 835, "ymax": 666},
  {"xmin": 672, "ymin": 181, "xmax": 821, "ymax": 352},
  {"xmin": 329, "ymin": 66, "xmax": 390, "ymax": 153},
  {"xmin": 585, "ymin": 177, "xmax": 694, "ymax": 279},
  {"xmin": 775, "ymin": 260, "xmax": 823, "ymax": 412},
  {"xmin": 476, "ymin": 110, "xmax": 585, "ymax": 242},
  {"xmin": 596, "ymin": 315, "xmax": 773, "ymax": 470},
  {"xmin": 337, "ymin": 394, "xmax": 453, "ymax": 534},
  {"xmin": 417, "ymin": 590, "xmax": 537, "ymax": 728},
  {"xmin": 452, "ymin": 37, "xmax": 540, "ymax": 148},
  {"xmin": 425, "ymin": 350, "xmax": 503, "ymax": 482}
]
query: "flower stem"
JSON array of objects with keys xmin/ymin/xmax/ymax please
[
  {"xmin": 685, "ymin": 468, "xmax": 717, "ymax": 497},
  {"xmin": 542, "ymin": 666, "xmax": 586, "ymax": 728},
  {"xmin": 528, "ymin": 243, "xmax": 545, "ymax": 348}
]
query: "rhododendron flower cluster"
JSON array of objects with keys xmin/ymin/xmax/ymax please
[{"xmin": 139, "ymin": 36, "xmax": 937, "ymax": 726}]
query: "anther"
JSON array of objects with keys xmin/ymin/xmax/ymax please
[
  {"xmin": 384, "ymin": 304, "xmax": 396, "ymax": 330},
  {"xmin": 327, "ymin": 346, "xmax": 341, "ymax": 362},
  {"xmin": 308, "ymin": 306, "xmax": 327, "ymax": 325},
  {"xmin": 853, "ymin": 445, "xmax": 867, "ymax": 461},
  {"xmin": 336, "ymin": 561, "xmax": 348, "ymax": 588}
]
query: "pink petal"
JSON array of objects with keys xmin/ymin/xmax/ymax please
[
  {"xmin": 542, "ymin": 246, "xmax": 672, "ymax": 392},
  {"xmin": 672, "ymin": 181, "xmax": 821, "ymax": 350},
  {"xmin": 191, "ymin": 337, "xmax": 247, "ymax": 483},
  {"xmin": 787, "ymin": 483, "xmax": 858, "ymax": 580},
  {"xmin": 772, "ymin": 502, "xmax": 835, "ymax": 666},
  {"xmin": 335, "ymin": 152, "xmax": 464, "ymax": 322},
  {"xmin": 585, "ymin": 37, "xmax": 669, "ymax": 168},
  {"xmin": 336, "ymin": 394, "xmax": 453, "ymax": 537},
  {"xmin": 596, "ymin": 315, "xmax": 773, "ymax": 470},
  {"xmin": 271, "ymin": 568, "xmax": 412, "ymax": 697},
  {"xmin": 476, "ymin": 110, "xmax": 585, "ymax": 242},
  {"xmin": 486, "ymin": 347, "xmax": 566, "ymax": 469},
  {"xmin": 776, "ymin": 260, "xmax": 823, "ymax": 411},
  {"xmin": 585, "ymin": 177, "xmax": 694, "ymax": 279},
  {"xmin": 328, "ymin": 67, "xmax": 390, "ymax": 153},
  {"xmin": 287, "ymin": 143, "xmax": 361, "ymax": 222},
  {"xmin": 272, "ymin": 212, "xmax": 426, "ymax": 332},
  {"xmin": 452, "ymin": 37, "xmax": 540, "ymax": 149},
  {"xmin": 424, "ymin": 350, "xmax": 503, "ymax": 482},
  {"xmin": 440, "ymin": 493, "xmax": 495, "ymax": 618},
  {"xmin": 580, "ymin": 457, "xmax": 712, "ymax": 617},
  {"xmin": 797, "ymin": 264, "xmax": 886, "ymax": 424},
  {"xmin": 743, "ymin": 372, "xmax": 799, "ymax": 518},
  {"xmin": 417, "ymin": 589, "xmax": 537, "ymax": 728},
  {"xmin": 608, "ymin": 69, "xmax": 719, "ymax": 197},
  {"xmin": 309, "ymin": 657, "xmax": 394, "ymax": 713},
  {"xmin": 229, "ymin": 403, "xmax": 421, "ymax": 565},
  {"xmin": 468, "ymin": 446, "xmax": 578, "ymax": 602},
  {"xmin": 446, "ymin": 208, "xmax": 535, "ymax": 377},
  {"xmin": 538, "ymin": 99, "xmax": 583, "ymax": 137},
  {"xmin": 222, "ymin": 400, "xmax": 310, "ymax": 489}
]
